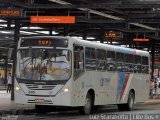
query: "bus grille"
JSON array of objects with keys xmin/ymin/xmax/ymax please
[{"xmin": 26, "ymin": 84, "xmax": 56, "ymax": 90}]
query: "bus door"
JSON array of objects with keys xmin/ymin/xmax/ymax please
[{"xmin": 73, "ymin": 45, "xmax": 85, "ymax": 95}]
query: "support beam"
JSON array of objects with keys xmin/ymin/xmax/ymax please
[
  {"xmin": 151, "ymin": 40, "xmax": 155, "ymax": 79},
  {"xmin": 63, "ymin": 25, "xmax": 69, "ymax": 36},
  {"xmin": 4, "ymin": 56, "xmax": 8, "ymax": 89},
  {"xmin": 11, "ymin": 19, "xmax": 20, "ymax": 101},
  {"xmin": 49, "ymin": 25, "xmax": 53, "ymax": 36}
]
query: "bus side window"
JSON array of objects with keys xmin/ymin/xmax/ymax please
[
  {"xmin": 116, "ymin": 52, "xmax": 124, "ymax": 72},
  {"xmin": 97, "ymin": 49, "xmax": 106, "ymax": 71},
  {"xmin": 141, "ymin": 56, "xmax": 149, "ymax": 74},
  {"xmin": 124, "ymin": 54, "xmax": 134, "ymax": 72},
  {"xmin": 74, "ymin": 46, "xmax": 84, "ymax": 69},
  {"xmin": 133, "ymin": 55, "xmax": 141, "ymax": 73},
  {"xmin": 85, "ymin": 47, "xmax": 96, "ymax": 70},
  {"xmin": 106, "ymin": 51, "xmax": 116, "ymax": 71}
]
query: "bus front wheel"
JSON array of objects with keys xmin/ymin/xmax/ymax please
[
  {"xmin": 79, "ymin": 93, "xmax": 92, "ymax": 115},
  {"xmin": 117, "ymin": 91, "xmax": 135, "ymax": 111}
]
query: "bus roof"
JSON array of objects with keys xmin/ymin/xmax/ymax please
[{"xmin": 70, "ymin": 37, "xmax": 149, "ymax": 57}]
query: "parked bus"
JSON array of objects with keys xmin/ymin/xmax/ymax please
[{"xmin": 14, "ymin": 36, "xmax": 150, "ymax": 114}]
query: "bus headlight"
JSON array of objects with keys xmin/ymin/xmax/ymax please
[
  {"xmin": 63, "ymin": 88, "xmax": 69, "ymax": 93},
  {"xmin": 15, "ymin": 84, "xmax": 21, "ymax": 92}
]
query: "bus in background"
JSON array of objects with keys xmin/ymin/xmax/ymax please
[{"xmin": 14, "ymin": 36, "xmax": 150, "ymax": 114}]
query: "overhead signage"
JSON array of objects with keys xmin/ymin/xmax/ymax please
[
  {"xmin": 0, "ymin": 9, "xmax": 21, "ymax": 17},
  {"xmin": 133, "ymin": 38, "xmax": 149, "ymax": 42},
  {"xmin": 30, "ymin": 16, "xmax": 75, "ymax": 24},
  {"xmin": 105, "ymin": 31, "xmax": 123, "ymax": 39}
]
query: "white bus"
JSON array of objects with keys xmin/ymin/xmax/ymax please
[{"xmin": 14, "ymin": 36, "xmax": 150, "ymax": 114}]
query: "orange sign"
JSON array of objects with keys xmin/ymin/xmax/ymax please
[
  {"xmin": 30, "ymin": 16, "xmax": 75, "ymax": 24},
  {"xmin": 105, "ymin": 31, "xmax": 122, "ymax": 39},
  {"xmin": 133, "ymin": 38, "xmax": 149, "ymax": 42},
  {"xmin": 0, "ymin": 9, "xmax": 21, "ymax": 17}
]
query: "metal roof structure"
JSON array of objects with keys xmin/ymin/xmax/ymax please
[{"xmin": 0, "ymin": 0, "xmax": 160, "ymax": 57}]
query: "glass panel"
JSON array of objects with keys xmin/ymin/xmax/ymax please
[
  {"xmin": 106, "ymin": 51, "xmax": 116, "ymax": 71},
  {"xmin": 73, "ymin": 45, "xmax": 85, "ymax": 80},
  {"xmin": 142, "ymin": 56, "xmax": 149, "ymax": 65},
  {"xmin": 85, "ymin": 59, "xmax": 96, "ymax": 70},
  {"xmin": 116, "ymin": 52, "xmax": 124, "ymax": 72},
  {"xmin": 141, "ymin": 65, "xmax": 149, "ymax": 74},
  {"xmin": 124, "ymin": 64, "xmax": 134, "ymax": 72},
  {"xmin": 116, "ymin": 52, "xmax": 124, "ymax": 62},
  {"xmin": 85, "ymin": 48, "xmax": 96, "ymax": 70},
  {"xmin": 133, "ymin": 55, "xmax": 142, "ymax": 73},
  {"xmin": 97, "ymin": 49, "xmax": 106, "ymax": 71},
  {"xmin": 117, "ymin": 63, "xmax": 125, "ymax": 72},
  {"xmin": 124, "ymin": 54, "xmax": 133, "ymax": 72},
  {"xmin": 134, "ymin": 55, "xmax": 141, "ymax": 64},
  {"xmin": 125, "ymin": 54, "xmax": 133, "ymax": 63},
  {"xmin": 133, "ymin": 65, "xmax": 141, "ymax": 73},
  {"xmin": 16, "ymin": 49, "xmax": 71, "ymax": 81},
  {"xmin": 74, "ymin": 46, "xmax": 84, "ymax": 69},
  {"xmin": 97, "ymin": 60, "xmax": 106, "ymax": 70}
]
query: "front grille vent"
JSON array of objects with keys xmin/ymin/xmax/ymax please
[{"xmin": 26, "ymin": 84, "xmax": 56, "ymax": 90}]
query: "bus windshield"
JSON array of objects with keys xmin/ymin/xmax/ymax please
[{"xmin": 16, "ymin": 48, "xmax": 71, "ymax": 81}]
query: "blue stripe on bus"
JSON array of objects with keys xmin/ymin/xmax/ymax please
[{"xmin": 116, "ymin": 72, "xmax": 125, "ymax": 103}]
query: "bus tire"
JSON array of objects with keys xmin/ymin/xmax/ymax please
[
  {"xmin": 117, "ymin": 91, "xmax": 135, "ymax": 111},
  {"xmin": 35, "ymin": 105, "xmax": 47, "ymax": 114},
  {"xmin": 79, "ymin": 93, "xmax": 92, "ymax": 115}
]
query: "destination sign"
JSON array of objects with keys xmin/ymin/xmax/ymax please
[{"xmin": 21, "ymin": 37, "xmax": 68, "ymax": 47}]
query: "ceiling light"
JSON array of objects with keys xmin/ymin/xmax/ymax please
[
  {"xmin": 20, "ymin": 31, "xmax": 38, "ymax": 35},
  {"xmin": 48, "ymin": 0, "xmax": 70, "ymax": 5},
  {"xmin": 21, "ymin": 27, "xmax": 43, "ymax": 29},
  {"xmin": 0, "ymin": 31, "xmax": 12, "ymax": 34},
  {"xmin": 130, "ymin": 23, "xmax": 157, "ymax": 30},
  {"xmin": 0, "ymin": 19, "xmax": 6, "ymax": 22},
  {"xmin": 72, "ymin": 36, "xmax": 83, "ymax": 39},
  {"xmin": 0, "ymin": 24, "xmax": 15, "ymax": 27},
  {"xmin": 35, "ymin": 31, "xmax": 59, "ymax": 35},
  {"xmin": 86, "ymin": 37, "xmax": 95, "ymax": 40}
]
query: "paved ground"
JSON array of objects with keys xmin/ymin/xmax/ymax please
[
  {"xmin": 0, "ymin": 85, "xmax": 6, "ymax": 90},
  {"xmin": 0, "ymin": 90, "xmax": 34, "ymax": 115},
  {"xmin": 1, "ymin": 102, "xmax": 160, "ymax": 120}
]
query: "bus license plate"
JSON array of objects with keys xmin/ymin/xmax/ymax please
[{"xmin": 35, "ymin": 98, "xmax": 44, "ymax": 103}]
